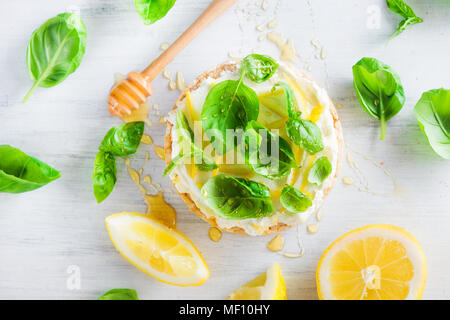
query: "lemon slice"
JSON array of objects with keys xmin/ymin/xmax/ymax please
[
  {"xmin": 316, "ymin": 224, "xmax": 427, "ymax": 300},
  {"xmin": 227, "ymin": 263, "xmax": 287, "ymax": 300},
  {"xmin": 106, "ymin": 212, "xmax": 210, "ymax": 286}
]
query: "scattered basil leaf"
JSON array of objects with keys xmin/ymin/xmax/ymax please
[
  {"xmin": 0, "ymin": 145, "xmax": 61, "ymax": 194},
  {"xmin": 23, "ymin": 13, "xmax": 87, "ymax": 102},
  {"xmin": 98, "ymin": 288, "xmax": 138, "ymax": 300},
  {"xmin": 352, "ymin": 57, "xmax": 405, "ymax": 140},
  {"xmin": 93, "ymin": 152, "xmax": 117, "ymax": 204},
  {"xmin": 135, "ymin": 0, "xmax": 176, "ymax": 25},
  {"xmin": 201, "ymin": 174, "xmax": 274, "ymax": 220},
  {"xmin": 241, "ymin": 54, "xmax": 279, "ymax": 83},
  {"xmin": 286, "ymin": 118, "xmax": 324, "ymax": 154},
  {"xmin": 308, "ymin": 156, "xmax": 332, "ymax": 186},
  {"xmin": 244, "ymin": 120, "xmax": 297, "ymax": 179},
  {"xmin": 414, "ymin": 88, "xmax": 450, "ymax": 159},
  {"xmin": 164, "ymin": 111, "xmax": 218, "ymax": 176},
  {"xmin": 202, "ymin": 77, "xmax": 259, "ymax": 155},
  {"xmin": 386, "ymin": 0, "xmax": 423, "ymax": 39},
  {"xmin": 99, "ymin": 122, "xmax": 145, "ymax": 157},
  {"xmin": 280, "ymin": 185, "xmax": 312, "ymax": 213}
]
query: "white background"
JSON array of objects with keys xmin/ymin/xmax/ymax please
[{"xmin": 0, "ymin": 0, "xmax": 449, "ymax": 300}]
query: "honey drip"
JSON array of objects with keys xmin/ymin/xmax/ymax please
[{"xmin": 144, "ymin": 192, "xmax": 177, "ymax": 229}]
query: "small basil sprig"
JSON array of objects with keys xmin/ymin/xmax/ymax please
[
  {"xmin": 135, "ymin": 0, "xmax": 176, "ymax": 25},
  {"xmin": 386, "ymin": 0, "xmax": 423, "ymax": 39},
  {"xmin": 244, "ymin": 120, "xmax": 297, "ymax": 179},
  {"xmin": 99, "ymin": 122, "xmax": 145, "ymax": 156},
  {"xmin": 352, "ymin": 57, "xmax": 405, "ymax": 140},
  {"xmin": 202, "ymin": 75, "xmax": 259, "ymax": 155},
  {"xmin": 241, "ymin": 54, "xmax": 279, "ymax": 83},
  {"xmin": 274, "ymin": 82, "xmax": 324, "ymax": 154},
  {"xmin": 0, "ymin": 145, "xmax": 61, "ymax": 194},
  {"xmin": 308, "ymin": 156, "xmax": 332, "ymax": 185},
  {"xmin": 93, "ymin": 121, "xmax": 144, "ymax": 203},
  {"xmin": 23, "ymin": 13, "xmax": 87, "ymax": 102},
  {"xmin": 164, "ymin": 111, "xmax": 218, "ymax": 176},
  {"xmin": 414, "ymin": 88, "xmax": 450, "ymax": 159},
  {"xmin": 201, "ymin": 174, "xmax": 274, "ymax": 220},
  {"xmin": 98, "ymin": 289, "xmax": 138, "ymax": 300},
  {"xmin": 280, "ymin": 185, "xmax": 312, "ymax": 213}
]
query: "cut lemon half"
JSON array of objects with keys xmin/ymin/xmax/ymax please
[
  {"xmin": 106, "ymin": 212, "xmax": 210, "ymax": 286},
  {"xmin": 227, "ymin": 263, "xmax": 287, "ymax": 300},
  {"xmin": 316, "ymin": 224, "xmax": 427, "ymax": 300}
]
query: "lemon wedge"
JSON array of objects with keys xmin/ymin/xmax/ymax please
[
  {"xmin": 106, "ymin": 212, "xmax": 210, "ymax": 286},
  {"xmin": 258, "ymin": 89, "xmax": 289, "ymax": 118},
  {"xmin": 316, "ymin": 224, "xmax": 427, "ymax": 300},
  {"xmin": 227, "ymin": 263, "xmax": 287, "ymax": 300}
]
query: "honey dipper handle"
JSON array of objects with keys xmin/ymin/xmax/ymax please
[{"xmin": 142, "ymin": 0, "xmax": 238, "ymax": 81}]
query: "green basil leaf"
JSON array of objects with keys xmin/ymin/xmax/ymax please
[
  {"xmin": 135, "ymin": 0, "xmax": 176, "ymax": 25},
  {"xmin": 99, "ymin": 122, "xmax": 145, "ymax": 157},
  {"xmin": 202, "ymin": 79, "xmax": 259, "ymax": 155},
  {"xmin": 201, "ymin": 174, "xmax": 274, "ymax": 220},
  {"xmin": 273, "ymin": 82, "xmax": 297, "ymax": 118},
  {"xmin": 308, "ymin": 156, "xmax": 332, "ymax": 185},
  {"xmin": 280, "ymin": 185, "xmax": 312, "ymax": 213},
  {"xmin": 164, "ymin": 111, "xmax": 218, "ymax": 176},
  {"xmin": 93, "ymin": 152, "xmax": 117, "ymax": 204},
  {"xmin": 0, "ymin": 145, "xmax": 61, "ymax": 194},
  {"xmin": 98, "ymin": 288, "xmax": 139, "ymax": 300},
  {"xmin": 414, "ymin": 88, "xmax": 450, "ymax": 159},
  {"xmin": 241, "ymin": 54, "xmax": 279, "ymax": 83},
  {"xmin": 23, "ymin": 13, "xmax": 87, "ymax": 102},
  {"xmin": 286, "ymin": 118, "xmax": 324, "ymax": 154},
  {"xmin": 352, "ymin": 57, "xmax": 405, "ymax": 140},
  {"xmin": 391, "ymin": 16, "xmax": 423, "ymax": 39},
  {"xmin": 386, "ymin": 0, "xmax": 422, "ymax": 39},
  {"xmin": 244, "ymin": 120, "xmax": 297, "ymax": 179}
]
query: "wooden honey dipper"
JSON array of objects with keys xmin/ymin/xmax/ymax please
[{"xmin": 108, "ymin": 0, "xmax": 238, "ymax": 118}]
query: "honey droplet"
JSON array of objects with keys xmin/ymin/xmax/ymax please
[
  {"xmin": 342, "ymin": 176, "xmax": 354, "ymax": 185},
  {"xmin": 208, "ymin": 227, "xmax": 222, "ymax": 242},
  {"xmin": 143, "ymin": 175, "xmax": 152, "ymax": 185},
  {"xmin": 153, "ymin": 145, "xmax": 165, "ymax": 160},
  {"xmin": 307, "ymin": 224, "xmax": 319, "ymax": 234},
  {"xmin": 266, "ymin": 234, "xmax": 285, "ymax": 252},
  {"xmin": 141, "ymin": 134, "xmax": 153, "ymax": 145},
  {"xmin": 316, "ymin": 208, "xmax": 323, "ymax": 222},
  {"xmin": 127, "ymin": 167, "xmax": 140, "ymax": 186},
  {"xmin": 144, "ymin": 192, "xmax": 176, "ymax": 228}
]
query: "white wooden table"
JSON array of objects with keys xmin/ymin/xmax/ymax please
[{"xmin": 0, "ymin": 0, "xmax": 449, "ymax": 300}]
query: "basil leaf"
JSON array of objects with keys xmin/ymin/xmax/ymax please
[
  {"xmin": 202, "ymin": 79, "xmax": 259, "ymax": 155},
  {"xmin": 164, "ymin": 111, "xmax": 218, "ymax": 176},
  {"xmin": 308, "ymin": 156, "xmax": 332, "ymax": 186},
  {"xmin": 93, "ymin": 152, "xmax": 117, "ymax": 204},
  {"xmin": 352, "ymin": 57, "xmax": 405, "ymax": 140},
  {"xmin": 99, "ymin": 122, "xmax": 145, "ymax": 157},
  {"xmin": 414, "ymin": 88, "xmax": 450, "ymax": 159},
  {"xmin": 241, "ymin": 54, "xmax": 279, "ymax": 83},
  {"xmin": 98, "ymin": 288, "xmax": 138, "ymax": 300},
  {"xmin": 244, "ymin": 120, "xmax": 297, "ymax": 179},
  {"xmin": 135, "ymin": 0, "xmax": 176, "ymax": 25},
  {"xmin": 286, "ymin": 118, "xmax": 324, "ymax": 154},
  {"xmin": 0, "ymin": 145, "xmax": 61, "ymax": 194},
  {"xmin": 23, "ymin": 13, "xmax": 87, "ymax": 102},
  {"xmin": 280, "ymin": 185, "xmax": 312, "ymax": 213},
  {"xmin": 201, "ymin": 174, "xmax": 274, "ymax": 220},
  {"xmin": 274, "ymin": 82, "xmax": 297, "ymax": 118},
  {"xmin": 386, "ymin": 0, "xmax": 423, "ymax": 39}
]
